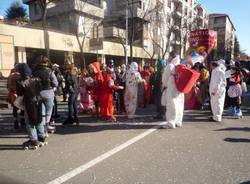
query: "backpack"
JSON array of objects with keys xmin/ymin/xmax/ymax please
[
  {"xmin": 33, "ymin": 66, "xmax": 55, "ymax": 90},
  {"xmin": 21, "ymin": 76, "xmax": 42, "ymax": 125}
]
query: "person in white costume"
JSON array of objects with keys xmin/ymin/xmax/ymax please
[
  {"xmin": 162, "ymin": 52, "xmax": 184, "ymax": 129},
  {"xmin": 209, "ymin": 60, "xmax": 227, "ymax": 122},
  {"xmin": 124, "ymin": 62, "xmax": 144, "ymax": 119}
]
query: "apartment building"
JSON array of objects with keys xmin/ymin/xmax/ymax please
[
  {"xmin": 23, "ymin": 0, "xmax": 104, "ymax": 35},
  {"xmin": 194, "ymin": 4, "xmax": 209, "ymax": 29},
  {"xmin": 209, "ymin": 13, "xmax": 236, "ymax": 60},
  {"xmin": 103, "ymin": 0, "xmax": 209, "ymax": 59},
  {"xmin": 159, "ymin": 0, "xmax": 208, "ymax": 57}
]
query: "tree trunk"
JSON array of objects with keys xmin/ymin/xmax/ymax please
[
  {"xmin": 80, "ymin": 50, "xmax": 86, "ymax": 69},
  {"xmin": 42, "ymin": 5, "xmax": 50, "ymax": 59},
  {"xmin": 79, "ymin": 44, "xmax": 86, "ymax": 69},
  {"xmin": 129, "ymin": 19, "xmax": 134, "ymax": 64}
]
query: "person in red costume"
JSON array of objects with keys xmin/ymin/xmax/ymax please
[
  {"xmin": 100, "ymin": 67, "xmax": 124, "ymax": 122},
  {"xmin": 140, "ymin": 65, "xmax": 152, "ymax": 108},
  {"xmin": 88, "ymin": 61, "xmax": 104, "ymax": 117}
]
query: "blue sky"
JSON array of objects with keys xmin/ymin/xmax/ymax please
[
  {"xmin": 199, "ymin": 0, "xmax": 250, "ymax": 55},
  {"xmin": 0, "ymin": 0, "xmax": 250, "ymax": 55},
  {"xmin": 0, "ymin": 0, "xmax": 28, "ymax": 17}
]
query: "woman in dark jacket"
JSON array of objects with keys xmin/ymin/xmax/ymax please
[{"xmin": 63, "ymin": 65, "xmax": 80, "ymax": 125}]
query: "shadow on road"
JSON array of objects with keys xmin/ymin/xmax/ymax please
[
  {"xmin": 0, "ymin": 174, "xmax": 29, "ymax": 184},
  {"xmin": 224, "ymin": 138, "xmax": 250, "ymax": 143},
  {"xmin": 214, "ymin": 127, "xmax": 250, "ymax": 132},
  {"xmin": 239, "ymin": 181, "xmax": 250, "ymax": 184},
  {"xmin": 54, "ymin": 123, "xmax": 158, "ymax": 135}
]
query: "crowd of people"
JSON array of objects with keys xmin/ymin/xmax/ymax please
[{"xmin": 6, "ymin": 50, "xmax": 249, "ymax": 149}]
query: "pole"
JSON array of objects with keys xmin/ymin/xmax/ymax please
[{"xmin": 125, "ymin": 0, "xmax": 128, "ymax": 65}]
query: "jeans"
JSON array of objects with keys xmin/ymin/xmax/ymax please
[
  {"xmin": 41, "ymin": 97, "xmax": 54, "ymax": 125},
  {"xmin": 25, "ymin": 112, "xmax": 45, "ymax": 140},
  {"xmin": 68, "ymin": 93, "xmax": 79, "ymax": 118}
]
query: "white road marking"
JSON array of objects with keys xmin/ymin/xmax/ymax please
[{"xmin": 47, "ymin": 122, "xmax": 166, "ymax": 184}]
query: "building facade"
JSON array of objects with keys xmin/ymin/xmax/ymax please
[
  {"xmin": 104, "ymin": 0, "xmax": 209, "ymax": 59},
  {"xmin": 209, "ymin": 13, "xmax": 236, "ymax": 60}
]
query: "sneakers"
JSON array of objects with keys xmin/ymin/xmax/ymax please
[
  {"xmin": 227, "ymin": 106, "xmax": 235, "ymax": 116},
  {"xmin": 73, "ymin": 117, "xmax": 79, "ymax": 125},
  {"xmin": 23, "ymin": 140, "xmax": 40, "ymax": 150},
  {"xmin": 234, "ymin": 108, "xmax": 243, "ymax": 119},
  {"xmin": 209, "ymin": 117, "xmax": 221, "ymax": 123}
]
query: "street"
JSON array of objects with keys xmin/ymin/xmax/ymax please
[{"xmin": 0, "ymin": 101, "xmax": 250, "ymax": 184}]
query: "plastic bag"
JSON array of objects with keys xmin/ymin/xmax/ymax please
[{"xmin": 13, "ymin": 96, "xmax": 24, "ymax": 110}]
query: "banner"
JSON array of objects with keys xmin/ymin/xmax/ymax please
[{"xmin": 189, "ymin": 29, "xmax": 217, "ymax": 54}]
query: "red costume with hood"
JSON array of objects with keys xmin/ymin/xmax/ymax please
[
  {"xmin": 100, "ymin": 73, "xmax": 120, "ymax": 120},
  {"xmin": 140, "ymin": 67, "xmax": 152, "ymax": 105},
  {"xmin": 89, "ymin": 62, "xmax": 104, "ymax": 104}
]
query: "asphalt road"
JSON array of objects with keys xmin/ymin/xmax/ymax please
[{"xmin": 0, "ymin": 103, "xmax": 250, "ymax": 184}]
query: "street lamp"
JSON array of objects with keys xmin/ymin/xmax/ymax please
[{"xmin": 125, "ymin": 0, "xmax": 129, "ymax": 65}]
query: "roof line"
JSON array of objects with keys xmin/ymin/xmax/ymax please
[{"xmin": 209, "ymin": 13, "xmax": 236, "ymax": 31}]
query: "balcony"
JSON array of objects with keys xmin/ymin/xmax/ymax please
[
  {"xmin": 120, "ymin": 7, "xmax": 151, "ymax": 22},
  {"xmin": 89, "ymin": 38, "xmax": 103, "ymax": 50},
  {"xmin": 74, "ymin": 0, "xmax": 104, "ymax": 19},
  {"xmin": 113, "ymin": 2, "xmax": 151, "ymax": 22},
  {"xmin": 103, "ymin": 26, "xmax": 126, "ymax": 39},
  {"xmin": 46, "ymin": 0, "xmax": 104, "ymax": 19}
]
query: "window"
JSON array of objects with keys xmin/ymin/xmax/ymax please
[
  {"xmin": 184, "ymin": 7, "xmax": 188, "ymax": 16},
  {"xmin": 214, "ymin": 17, "xmax": 224, "ymax": 24},
  {"xmin": 85, "ymin": 0, "xmax": 102, "ymax": 8}
]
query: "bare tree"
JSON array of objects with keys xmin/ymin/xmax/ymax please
[
  {"xmin": 140, "ymin": 0, "xmax": 180, "ymax": 60},
  {"xmin": 126, "ymin": 0, "xmax": 161, "ymax": 63},
  {"xmin": 148, "ymin": 0, "xmax": 207, "ymax": 60},
  {"xmin": 36, "ymin": 0, "xmax": 57, "ymax": 59},
  {"xmin": 73, "ymin": 0, "xmax": 103, "ymax": 69},
  {"xmin": 140, "ymin": 0, "xmax": 164, "ymax": 63}
]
